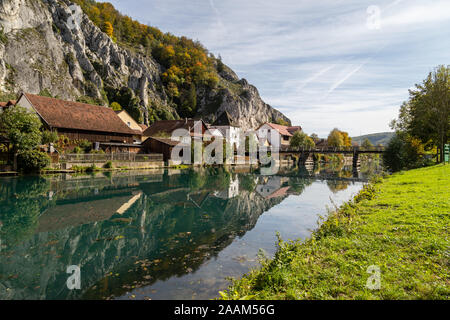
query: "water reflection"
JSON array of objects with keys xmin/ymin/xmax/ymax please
[{"xmin": 0, "ymin": 165, "xmax": 371, "ymax": 300}]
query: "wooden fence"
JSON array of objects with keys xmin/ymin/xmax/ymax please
[
  {"xmin": 60, "ymin": 153, "xmax": 163, "ymax": 163},
  {"xmin": 0, "ymin": 152, "xmax": 9, "ymax": 165}
]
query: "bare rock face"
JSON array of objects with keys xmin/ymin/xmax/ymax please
[
  {"xmin": 0, "ymin": 0, "xmax": 290, "ymax": 129},
  {"xmin": 0, "ymin": 0, "xmax": 169, "ymax": 116}
]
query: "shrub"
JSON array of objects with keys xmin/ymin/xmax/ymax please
[
  {"xmin": 42, "ymin": 130, "xmax": 59, "ymax": 144},
  {"xmin": 17, "ymin": 149, "xmax": 51, "ymax": 173},
  {"xmin": 383, "ymin": 132, "xmax": 427, "ymax": 172},
  {"xmin": 72, "ymin": 146, "xmax": 83, "ymax": 154},
  {"xmin": 78, "ymin": 139, "xmax": 92, "ymax": 153},
  {"xmin": 90, "ymin": 149, "xmax": 105, "ymax": 154},
  {"xmin": 103, "ymin": 161, "xmax": 113, "ymax": 169},
  {"xmin": 86, "ymin": 164, "xmax": 99, "ymax": 172},
  {"xmin": 110, "ymin": 102, "xmax": 122, "ymax": 111}
]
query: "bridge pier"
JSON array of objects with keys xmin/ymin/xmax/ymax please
[
  {"xmin": 298, "ymin": 151, "xmax": 313, "ymax": 166},
  {"xmin": 352, "ymin": 151, "xmax": 360, "ymax": 170}
]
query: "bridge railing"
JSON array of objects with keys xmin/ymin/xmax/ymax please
[
  {"xmin": 60, "ymin": 153, "xmax": 163, "ymax": 163},
  {"xmin": 281, "ymin": 146, "xmax": 385, "ymax": 153}
]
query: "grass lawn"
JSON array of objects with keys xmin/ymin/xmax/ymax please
[{"xmin": 220, "ymin": 165, "xmax": 450, "ymax": 300}]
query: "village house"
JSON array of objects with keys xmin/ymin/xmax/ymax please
[
  {"xmin": 209, "ymin": 111, "xmax": 242, "ymax": 151},
  {"xmin": 256, "ymin": 176, "xmax": 291, "ymax": 199},
  {"xmin": 142, "ymin": 119, "xmax": 209, "ymax": 161},
  {"xmin": 115, "ymin": 109, "xmax": 146, "ymax": 144},
  {"xmin": 14, "ymin": 93, "xmax": 140, "ymax": 153},
  {"xmin": 257, "ymin": 123, "xmax": 302, "ymax": 149}
]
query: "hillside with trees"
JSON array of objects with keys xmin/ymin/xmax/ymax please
[
  {"xmin": 0, "ymin": 0, "xmax": 290, "ymax": 129},
  {"xmin": 72, "ymin": 0, "xmax": 219, "ymax": 118},
  {"xmin": 351, "ymin": 132, "xmax": 395, "ymax": 146}
]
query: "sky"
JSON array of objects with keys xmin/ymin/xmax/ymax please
[{"xmin": 108, "ymin": 0, "xmax": 450, "ymax": 137}]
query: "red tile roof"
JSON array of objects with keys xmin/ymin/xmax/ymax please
[
  {"xmin": 143, "ymin": 119, "xmax": 207, "ymax": 137},
  {"xmin": 263, "ymin": 123, "xmax": 302, "ymax": 137},
  {"xmin": 21, "ymin": 93, "xmax": 135, "ymax": 135}
]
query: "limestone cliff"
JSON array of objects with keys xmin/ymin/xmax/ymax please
[{"xmin": 0, "ymin": 0, "xmax": 290, "ymax": 129}]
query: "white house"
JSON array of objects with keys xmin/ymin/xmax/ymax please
[
  {"xmin": 210, "ymin": 111, "xmax": 242, "ymax": 151},
  {"xmin": 257, "ymin": 123, "xmax": 302, "ymax": 149}
]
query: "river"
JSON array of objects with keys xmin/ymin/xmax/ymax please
[{"xmin": 0, "ymin": 164, "xmax": 379, "ymax": 300}]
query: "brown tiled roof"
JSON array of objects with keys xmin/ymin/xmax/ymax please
[
  {"xmin": 139, "ymin": 124, "xmax": 148, "ymax": 131},
  {"xmin": 0, "ymin": 102, "xmax": 7, "ymax": 108},
  {"xmin": 143, "ymin": 119, "xmax": 206, "ymax": 137},
  {"xmin": 147, "ymin": 136, "xmax": 190, "ymax": 147},
  {"xmin": 22, "ymin": 93, "xmax": 135, "ymax": 135}
]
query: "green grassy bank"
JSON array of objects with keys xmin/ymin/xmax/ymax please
[{"xmin": 220, "ymin": 165, "xmax": 449, "ymax": 300}]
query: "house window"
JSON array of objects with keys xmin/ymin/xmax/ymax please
[
  {"xmin": 283, "ymin": 136, "xmax": 290, "ymax": 141},
  {"xmin": 127, "ymin": 122, "xmax": 131, "ymax": 127}
]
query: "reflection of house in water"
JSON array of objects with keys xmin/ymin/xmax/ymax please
[
  {"xmin": 36, "ymin": 191, "xmax": 143, "ymax": 233},
  {"xmin": 213, "ymin": 175, "xmax": 239, "ymax": 199},
  {"xmin": 256, "ymin": 176, "xmax": 291, "ymax": 199}
]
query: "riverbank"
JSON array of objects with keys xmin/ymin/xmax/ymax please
[{"xmin": 219, "ymin": 164, "xmax": 450, "ymax": 300}]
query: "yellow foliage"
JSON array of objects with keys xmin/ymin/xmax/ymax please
[{"xmin": 104, "ymin": 21, "xmax": 114, "ymax": 38}]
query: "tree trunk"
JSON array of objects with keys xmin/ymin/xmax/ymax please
[{"xmin": 13, "ymin": 152, "xmax": 18, "ymax": 171}]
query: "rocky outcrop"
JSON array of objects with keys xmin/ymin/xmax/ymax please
[
  {"xmin": 0, "ymin": 0, "xmax": 290, "ymax": 129},
  {"xmin": 198, "ymin": 77, "xmax": 290, "ymax": 129}
]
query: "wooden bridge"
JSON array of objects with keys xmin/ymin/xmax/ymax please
[{"xmin": 277, "ymin": 146, "xmax": 385, "ymax": 168}]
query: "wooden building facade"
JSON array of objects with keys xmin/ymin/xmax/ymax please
[{"xmin": 15, "ymin": 93, "xmax": 136, "ymax": 152}]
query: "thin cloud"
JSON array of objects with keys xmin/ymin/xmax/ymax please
[
  {"xmin": 327, "ymin": 60, "xmax": 369, "ymax": 95},
  {"xmin": 107, "ymin": 0, "xmax": 450, "ymax": 135}
]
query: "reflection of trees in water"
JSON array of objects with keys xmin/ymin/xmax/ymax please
[
  {"xmin": 0, "ymin": 177, "xmax": 51, "ymax": 245},
  {"xmin": 326, "ymin": 180, "xmax": 350, "ymax": 193},
  {"xmin": 0, "ymin": 168, "xmax": 285, "ymax": 300},
  {"xmin": 359, "ymin": 159, "xmax": 383, "ymax": 177},
  {"xmin": 288, "ymin": 177, "xmax": 314, "ymax": 194}
]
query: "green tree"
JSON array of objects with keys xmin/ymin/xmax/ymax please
[
  {"xmin": 106, "ymin": 87, "xmax": 142, "ymax": 123},
  {"xmin": 275, "ymin": 118, "xmax": 290, "ymax": 126},
  {"xmin": 362, "ymin": 138, "xmax": 373, "ymax": 149},
  {"xmin": 290, "ymin": 131, "xmax": 315, "ymax": 150},
  {"xmin": 42, "ymin": 130, "xmax": 59, "ymax": 145},
  {"xmin": 180, "ymin": 83, "xmax": 197, "ymax": 117},
  {"xmin": 310, "ymin": 133, "xmax": 319, "ymax": 142},
  {"xmin": 383, "ymin": 132, "xmax": 426, "ymax": 172},
  {"xmin": 391, "ymin": 65, "xmax": 450, "ymax": 162},
  {"xmin": 110, "ymin": 102, "xmax": 122, "ymax": 111},
  {"xmin": 0, "ymin": 106, "xmax": 42, "ymax": 152},
  {"xmin": 17, "ymin": 149, "xmax": 50, "ymax": 173},
  {"xmin": 327, "ymin": 128, "xmax": 344, "ymax": 147}
]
